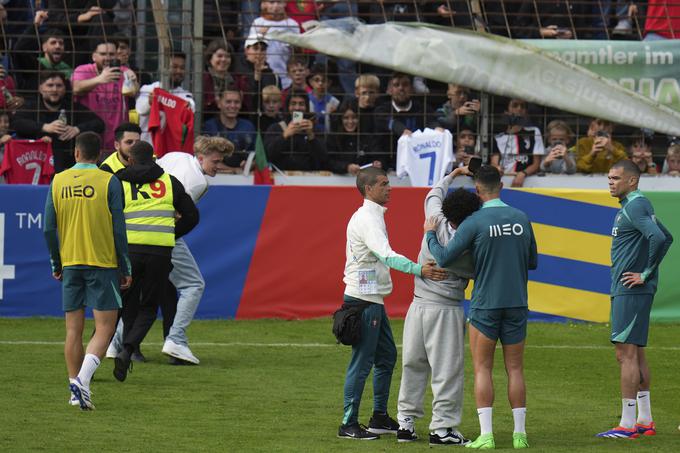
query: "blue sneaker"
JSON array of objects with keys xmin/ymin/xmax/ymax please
[
  {"xmin": 596, "ymin": 426, "xmax": 639, "ymax": 439},
  {"xmin": 69, "ymin": 377, "xmax": 95, "ymax": 411}
]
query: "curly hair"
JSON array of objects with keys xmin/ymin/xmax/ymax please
[{"xmin": 441, "ymin": 188, "xmax": 481, "ymax": 228}]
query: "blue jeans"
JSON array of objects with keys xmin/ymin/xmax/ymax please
[
  {"xmin": 109, "ymin": 238, "xmax": 205, "ymax": 348},
  {"xmin": 342, "ymin": 299, "xmax": 397, "ymax": 425},
  {"xmin": 166, "ymin": 238, "xmax": 205, "ymax": 346}
]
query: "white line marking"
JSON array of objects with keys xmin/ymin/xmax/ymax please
[{"xmin": 1, "ymin": 340, "xmax": 679, "ymax": 351}]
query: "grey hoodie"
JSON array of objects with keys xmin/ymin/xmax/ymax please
[{"xmin": 414, "ymin": 173, "xmax": 475, "ymax": 304}]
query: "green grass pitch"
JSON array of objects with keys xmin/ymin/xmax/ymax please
[{"xmin": 1, "ymin": 318, "xmax": 679, "ymax": 452}]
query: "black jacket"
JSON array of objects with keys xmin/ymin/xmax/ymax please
[
  {"xmin": 12, "ymin": 96, "xmax": 105, "ymax": 172},
  {"xmin": 116, "ymin": 162, "xmax": 199, "ymax": 257},
  {"xmin": 264, "ymin": 120, "xmax": 331, "ymax": 172}
]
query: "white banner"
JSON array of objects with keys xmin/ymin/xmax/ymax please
[{"xmin": 271, "ymin": 19, "xmax": 680, "ymax": 136}]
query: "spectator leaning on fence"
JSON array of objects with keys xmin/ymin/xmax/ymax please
[
  {"xmin": 13, "ymin": 71, "xmax": 105, "ymax": 173},
  {"xmin": 575, "ymin": 118, "xmax": 627, "ymax": 174},
  {"xmin": 71, "ymin": 40, "xmax": 139, "ymax": 154}
]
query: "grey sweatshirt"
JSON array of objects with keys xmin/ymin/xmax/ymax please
[{"xmin": 414, "ymin": 173, "xmax": 475, "ymax": 304}]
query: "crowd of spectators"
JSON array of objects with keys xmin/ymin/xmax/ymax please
[{"xmin": 0, "ymin": 1, "xmax": 679, "ymax": 185}]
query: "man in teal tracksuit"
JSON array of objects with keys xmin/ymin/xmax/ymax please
[
  {"xmin": 596, "ymin": 160, "xmax": 673, "ymax": 439},
  {"xmin": 425, "ymin": 165, "xmax": 537, "ymax": 449}
]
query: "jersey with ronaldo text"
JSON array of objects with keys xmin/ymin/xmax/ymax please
[
  {"xmin": 149, "ymin": 88, "xmax": 194, "ymax": 158},
  {"xmin": 0, "ymin": 139, "xmax": 54, "ymax": 184}
]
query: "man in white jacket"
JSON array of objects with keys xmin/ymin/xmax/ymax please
[{"xmin": 338, "ymin": 167, "xmax": 447, "ymax": 440}]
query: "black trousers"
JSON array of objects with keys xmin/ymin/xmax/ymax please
[{"xmin": 121, "ymin": 253, "xmax": 174, "ymax": 351}]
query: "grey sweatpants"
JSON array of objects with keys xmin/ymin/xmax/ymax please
[{"xmin": 397, "ymin": 299, "xmax": 466, "ymax": 431}]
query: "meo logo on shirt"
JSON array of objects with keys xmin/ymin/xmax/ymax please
[{"xmin": 489, "ymin": 223, "xmax": 524, "ymax": 238}]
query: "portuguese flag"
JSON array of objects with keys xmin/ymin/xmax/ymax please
[{"xmin": 253, "ymin": 132, "xmax": 274, "ymax": 185}]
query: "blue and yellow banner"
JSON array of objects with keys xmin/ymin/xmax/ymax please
[{"xmin": 0, "ymin": 185, "xmax": 676, "ymax": 322}]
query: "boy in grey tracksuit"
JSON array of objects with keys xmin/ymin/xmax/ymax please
[{"xmin": 397, "ymin": 167, "xmax": 480, "ymax": 445}]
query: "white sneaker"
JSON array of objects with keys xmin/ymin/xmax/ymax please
[
  {"xmin": 105, "ymin": 341, "xmax": 120, "ymax": 359},
  {"xmin": 162, "ymin": 339, "xmax": 199, "ymax": 364},
  {"xmin": 70, "ymin": 377, "xmax": 95, "ymax": 410}
]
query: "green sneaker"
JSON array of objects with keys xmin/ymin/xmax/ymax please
[
  {"xmin": 465, "ymin": 433, "xmax": 495, "ymax": 449},
  {"xmin": 513, "ymin": 432, "xmax": 529, "ymax": 449}
]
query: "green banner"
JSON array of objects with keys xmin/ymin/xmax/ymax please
[
  {"xmin": 528, "ymin": 40, "xmax": 680, "ymax": 113},
  {"xmin": 646, "ymin": 192, "xmax": 680, "ymax": 322}
]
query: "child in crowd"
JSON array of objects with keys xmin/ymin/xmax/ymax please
[
  {"xmin": 307, "ymin": 64, "xmax": 339, "ymax": 133},
  {"xmin": 259, "ymin": 84, "xmax": 283, "ymax": 133},
  {"xmin": 662, "ymin": 143, "xmax": 680, "ymax": 176},
  {"xmin": 628, "ymin": 135, "xmax": 658, "ymax": 175},
  {"xmin": 353, "ymin": 74, "xmax": 380, "ymax": 143},
  {"xmin": 540, "ymin": 120, "xmax": 577, "ymax": 174},
  {"xmin": 281, "ymin": 56, "xmax": 310, "ymax": 103},
  {"xmin": 247, "ymin": 0, "xmax": 300, "ymax": 90}
]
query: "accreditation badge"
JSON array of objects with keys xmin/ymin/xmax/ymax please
[{"xmin": 358, "ymin": 269, "xmax": 378, "ymax": 295}]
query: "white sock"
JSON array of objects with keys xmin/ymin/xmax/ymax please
[
  {"xmin": 434, "ymin": 428, "xmax": 449, "ymax": 437},
  {"xmin": 77, "ymin": 353, "xmax": 101, "ymax": 387},
  {"xmin": 512, "ymin": 407, "xmax": 527, "ymax": 434},
  {"xmin": 397, "ymin": 414, "xmax": 414, "ymax": 430},
  {"xmin": 636, "ymin": 391, "xmax": 652, "ymax": 425},
  {"xmin": 477, "ymin": 407, "xmax": 493, "ymax": 435},
  {"xmin": 619, "ymin": 398, "xmax": 637, "ymax": 428}
]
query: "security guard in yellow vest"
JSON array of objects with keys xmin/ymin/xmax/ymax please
[
  {"xmin": 100, "ymin": 123, "xmax": 142, "ymax": 174},
  {"xmin": 44, "ymin": 131, "xmax": 132, "ymax": 410},
  {"xmin": 112, "ymin": 140, "xmax": 199, "ymax": 382}
]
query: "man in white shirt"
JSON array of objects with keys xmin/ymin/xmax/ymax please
[
  {"xmin": 338, "ymin": 167, "xmax": 447, "ymax": 440},
  {"xmin": 155, "ymin": 136, "xmax": 234, "ymax": 364},
  {"xmin": 136, "ymin": 52, "xmax": 195, "ymax": 144}
]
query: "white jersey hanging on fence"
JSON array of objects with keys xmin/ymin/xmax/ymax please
[{"xmin": 396, "ymin": 128, "xmax": 454, "ymax": 187}]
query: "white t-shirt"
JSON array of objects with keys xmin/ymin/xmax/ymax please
[
  {"xmin": 248, "ymin": 17, "xmax": 300, "ymax": 89},
  {"xmin": 156, "ymin": 152, "xmax": 207, "ymax": 203},
  {"xmin": 136, "ymin": 82, "xmax": 195, "ymax": 144},
  {"xmin": 396, "ymin": 128, "xmax": 454, "ymax": 187},
  {"xmin": 494, "ymin": 126, "xmax": 545, "ymax": 174}
]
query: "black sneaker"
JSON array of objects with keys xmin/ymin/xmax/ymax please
[
  {"xmin": 368, "ymin": 412, "xmax": 399, "ymax": 434},
  {"xmin": 397, "ymin": 427, "xmax": 418, "ymax": 442},
  {"xmin": 337, "ymin": 423, "xmax": 380, "ymax": 440},
  {"xmin": 113, "ymin": 349, "xmax": 133, "ymax": 382},
  {"xmin": 429, "ymin": 429, "xmax": 470, "ymax": 446},
  {"xmin": 131, "ymin": 348, "xmax": 146, "ymax": 363}
]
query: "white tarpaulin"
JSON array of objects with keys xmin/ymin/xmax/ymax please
[{"xmin": 270, "ymin": 19, "xmax": 680, "ymax": 136}]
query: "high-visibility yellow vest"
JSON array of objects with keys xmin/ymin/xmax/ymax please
[
  {"xmin": 122, "ymin": 172, "xmax": 175, "ymax": 247},
  {"xmin": 51, "ymin": 167, "xmax": 117, "ymax": 268},
  {"xmin": 101, "ymin": 152, "xmax": 127, "ymax": 173}
]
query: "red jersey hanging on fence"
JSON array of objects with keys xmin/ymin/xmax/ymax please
[
  {"xmin": 0, "ymin": 139, "xmax": 54, "ymax": 184},
  {"xmin": 149, "ymin": 88, "xmax": 195, "ymax": 158}
]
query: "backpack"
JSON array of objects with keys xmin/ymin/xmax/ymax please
[{"xmin": 332, "ymin": 302, "xmax": 371, "ymax": 346}]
